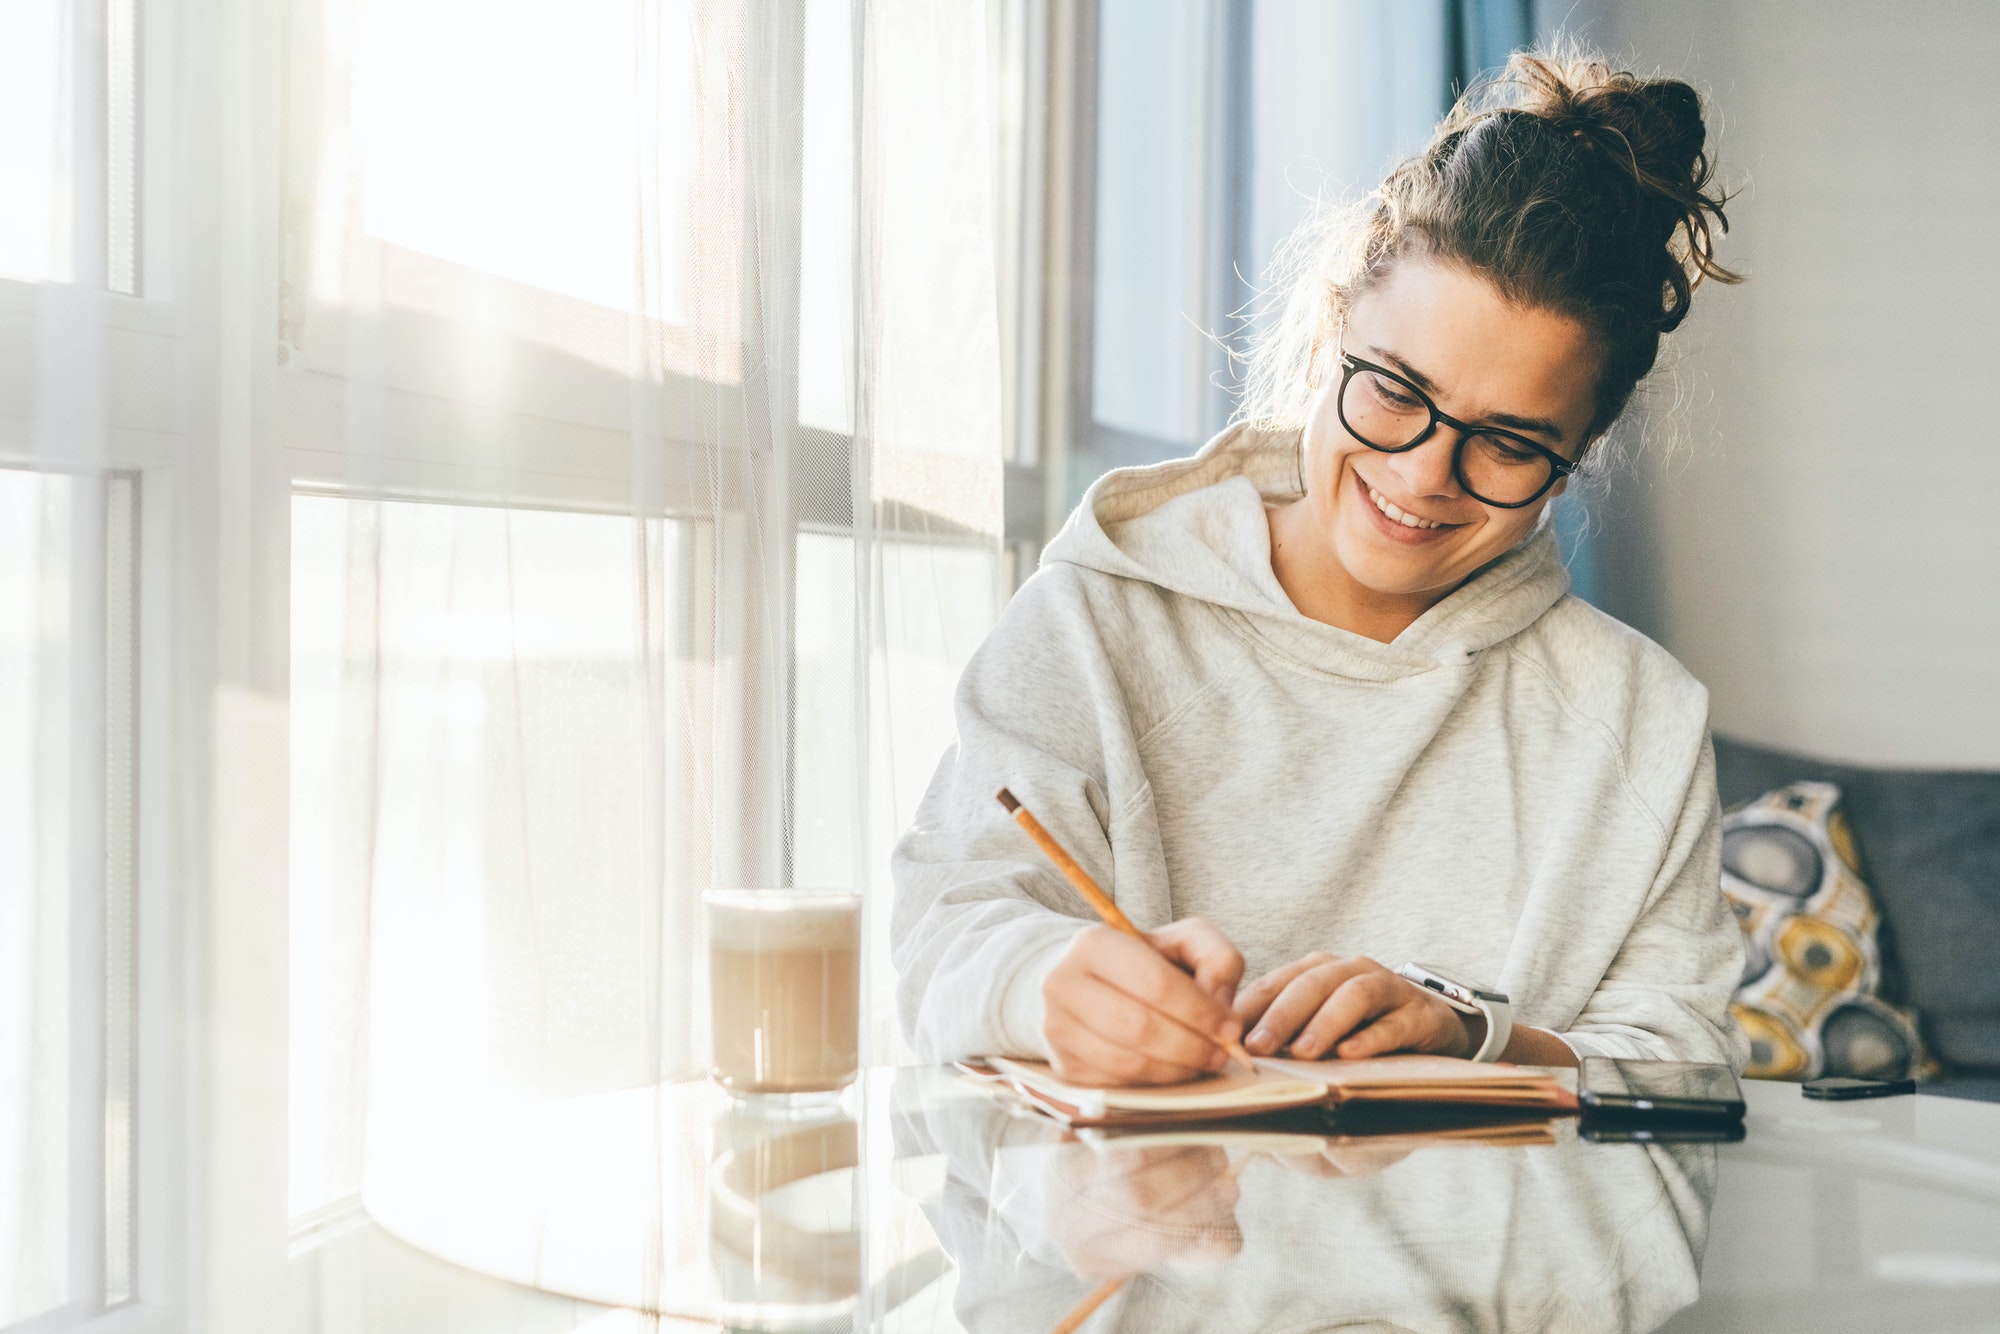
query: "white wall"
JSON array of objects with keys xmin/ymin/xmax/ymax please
[{"xmin": 1544, "ymin": 0, "xmax": 2000, "ymax": 768}]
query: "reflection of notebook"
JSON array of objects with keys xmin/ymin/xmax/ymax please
[
  {"xmin": 958, "ymin": 1053, "xmax": 1574, "ymax": 1127},
  {"xmin": 1074, "ymin": 1112, "xmax": 1562, "ymax": 1153}
]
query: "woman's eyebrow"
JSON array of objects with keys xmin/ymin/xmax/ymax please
[{"xmin": 1365, "ymin": 343, "xmax": 1566, "ymax": 442}]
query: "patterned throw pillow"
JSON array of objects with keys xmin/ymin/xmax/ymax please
[{"xmin": 1722, "ymin": 781, "xmax": 1930, "ymax": 1081}]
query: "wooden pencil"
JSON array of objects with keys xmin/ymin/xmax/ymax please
[
  {"xmin": 996, "ymin": 787, "xmax": 1255, "ymax": 1072},
  {"xmin": 1049, "ymin": 1277, "xmax": 1126, "ymax": 1334}
]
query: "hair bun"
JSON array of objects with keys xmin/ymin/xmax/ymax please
[{"xmin": 1469, "ymin": 47, "xmax": 1740, "ymax": 327}]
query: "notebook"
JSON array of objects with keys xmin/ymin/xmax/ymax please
[{"xmin": 958, "ymin": 1053, "xmax": 1575, "ymax": 1127}]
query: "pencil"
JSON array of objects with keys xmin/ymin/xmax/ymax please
[
  {"xmin": 995, "ymin": 787, "xmax": 1255, "ymax": 1073},
  {"xmin": 1049, "ymin": 1276, "xmax": 1125, "ymax": 1334}
]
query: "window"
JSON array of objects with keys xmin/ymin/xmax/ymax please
[
  {"xmin": 289, "ymin": 496, "xmax": 712, "ymax": 1218},
  {"xmin": 282, "ymin": 0, "xmax": 1009, "ymax": 1244},
  {"xmin": 1054, "ymin": 0, "xmax": 1446, "ymax": 511},
  {"xmin": 0, "ymin": 468, "xmax": 140, "ymax": 1326},
  {"xmin": 0, "ymin": 0, "xmax": 143, "ymax": 291}
]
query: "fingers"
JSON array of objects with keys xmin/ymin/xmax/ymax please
[
  {"xmin": 1232, "ymin": 952, "xmax": 1331, "ymax": 1028},
  {"xmin": 1314, "ymin": 1142, "xmax": 1415, "ymax": 1179},
  {"xmin": 1114, "ymin": 1145, "xmax": 1238, "ymax": 1215},
  {"xmin": 1046, "ymin": 1144, "xmax": 1244, "ymax": 1278},
  {"xmin": 1292, "ymin": 969, "xmax": 1407, "ymax": 1059},
  {"xmin": 1147, "ymin": 918, "xmax": 1246, "ymax": 1008},
  {"xmin": 1048, "ymin": 976, "xmax": 1232, "ymax": 1088},
  {"xmin": 1243, "ymin": 956, "xmax": 1376, "ymax": 1056},
  {"xmin": 1078, "ymin": 927, "xmax": 1242, "ymax": 1045},
  {"xmin": 1328, "ymin": 1001, "xmax": 1425, "ymax": 1059}
]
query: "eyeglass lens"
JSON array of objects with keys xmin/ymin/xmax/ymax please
[{"xmin": 1341, "ymin": 366, "xmax": 1556, "ymax": 507}]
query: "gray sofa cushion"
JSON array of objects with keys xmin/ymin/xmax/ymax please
[{"xmin": 1713, "ymin": 735, "xmax": 2000, "ymax": 1074}]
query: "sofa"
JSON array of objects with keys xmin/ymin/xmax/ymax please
[{"xmin": 1713, "ymin": 735, "xmax": 2000, "ymax": 1100}]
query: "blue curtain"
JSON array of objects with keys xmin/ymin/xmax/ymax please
[{"xmin": 1448, "ymin": 0, "xmax": 1534, "ymax": 90}]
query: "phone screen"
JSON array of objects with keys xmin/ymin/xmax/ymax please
[{"xmin": 1579, "ymin": 1058, "xmax": 1745, "ymax": 1115}]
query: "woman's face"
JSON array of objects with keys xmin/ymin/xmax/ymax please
[{"xmin": 1297, "ymin": 258, "xmax": 1600, "ymax": 604}]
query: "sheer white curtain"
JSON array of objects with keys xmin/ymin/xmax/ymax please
[
  {"xmin": 283, "ymin": 0, "xmax": 1004, "ymax": 1321},
  {"xmin": 4, "ymin": 0, "xmax": 1002, "ymax": 1328}
]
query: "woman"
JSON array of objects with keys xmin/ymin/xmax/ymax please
[{"xmin": 892, "ymin": 50, "xmax": 1749, "ymax": 1086}]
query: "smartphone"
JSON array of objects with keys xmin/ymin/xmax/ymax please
[
  {"xmin": 1802, "ymin": 1076, "xmax": 1915, "ymax": 1101},
  {"xmin": 1579, "ymin": 1117, "xmax": 1746, "ymax": 1144},
  {"xmin": 1578, "ymin": 1057, "xmax": 1746, "ymax": 1120}
]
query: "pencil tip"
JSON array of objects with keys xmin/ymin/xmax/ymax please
[{"xmin": 995, "ymin": 787, "xmax": 1020, "ymax": 813}]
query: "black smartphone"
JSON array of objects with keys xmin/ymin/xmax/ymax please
[
  {"xmin": 1802, "ymin": 1076, "xmax": 1916, "ymax": 1101},
  {"xmin": 1579, "ymin": 1117, "xmax": 1746, "ymax": 1144},
  {"xmin": 1578, "ymin": 1057, "xmax": 1746, "ymax": 1119}
]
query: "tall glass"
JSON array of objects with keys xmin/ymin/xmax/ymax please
[{"xmin": 705, "ymin": 889, "xmax": 862, "ymax": 1107}]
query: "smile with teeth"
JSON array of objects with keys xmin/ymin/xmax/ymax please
[{"xmin": 1366, "ymin": 483, "xmax": 1451, "ymax": 530}]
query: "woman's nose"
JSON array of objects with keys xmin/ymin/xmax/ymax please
[{"xmin": 1384, "ymin": 426, "xmax": 1463, "ymax": 498}]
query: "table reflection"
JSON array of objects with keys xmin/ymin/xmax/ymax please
[
  {"xmin": 893, "ymin": 1076, "xmax": 1717, "ymax": 1334},
  {"xmin": 708, "ymin": 1106, "xmax": 864, "ymax": 1330}
]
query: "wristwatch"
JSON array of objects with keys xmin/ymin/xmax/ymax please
[{"xmin": 1394, "ymin": 962, "xmax": 1513, "ymax": 1063}]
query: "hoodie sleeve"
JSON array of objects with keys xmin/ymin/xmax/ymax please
[
  {"xmin": 1558, "ymin": 736, "xmax": 1752, "ymax": 1070},
  {"xmin": 890, "ymin": 568, "xmax": 1147, "ymax": 1064}
]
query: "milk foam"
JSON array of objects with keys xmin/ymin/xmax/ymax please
[{"xmin": 706, "ymin": 889, "xmax": 860, "ymax": 951}]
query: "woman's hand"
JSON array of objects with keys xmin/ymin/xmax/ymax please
[
  {"xmin": 1265, "ymin": 1140, "xmax": 1415, "ymax": 1181},
  {"xmin": 1231, "ymin": 953, "xmax": 1474, "ymax": 1060},
  {"xmin": 1042, "ymin": 918, "xmax": 1247, "ymax": 1087},
  {"xmin": 1042, "ymin": 1143, "xmax": 1242, "ymax": 1279}
]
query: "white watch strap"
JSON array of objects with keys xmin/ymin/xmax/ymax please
[{"xmin": 1469, "ymin": 995, "xmax": 1512, "ymax": 1063}]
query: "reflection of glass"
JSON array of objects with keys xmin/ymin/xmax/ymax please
[
  {"xmin": 709, "ymin": 1109, "xmax": 864, "ymax": 1331},
  {"xmin": 706, "ymin": 889, "xmax": 862, "ymax": 1105}
]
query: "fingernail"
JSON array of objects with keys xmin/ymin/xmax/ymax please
[{"xmin": 1248, "ymin": 1027, "xmax": 1271, "ymax": 1053}]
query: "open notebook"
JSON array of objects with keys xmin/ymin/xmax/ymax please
[{"xmin": 959, "ymin": 1053, "xmax": 1575, "ymax": 1127}]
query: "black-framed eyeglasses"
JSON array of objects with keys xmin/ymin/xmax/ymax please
[{"xmin": 1335, "ymin": 350, "xmax": 1577, "ymax": 509}]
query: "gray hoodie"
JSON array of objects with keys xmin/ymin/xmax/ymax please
[{"xmin": 891, "ymin": 424, "xmax": 1747, "ymax": 1069}]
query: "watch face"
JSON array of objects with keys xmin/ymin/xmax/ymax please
[{"xmin": 1403, "ymin": 964, "xmax": 1507, "ymax": 1006}]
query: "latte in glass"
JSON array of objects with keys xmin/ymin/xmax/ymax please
[{"xmin": 705, "ymin": 889, "xmax": 861, "ymax": 1101}]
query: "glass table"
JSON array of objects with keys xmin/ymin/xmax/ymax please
[{"xmin": 296, "ymin": 1070, "xmax": 2000, "ymax": 1333}]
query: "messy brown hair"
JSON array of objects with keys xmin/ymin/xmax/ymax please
[{"xmin": 1241, "ymin": 47, "xmax": 1741, "ymax": 450}]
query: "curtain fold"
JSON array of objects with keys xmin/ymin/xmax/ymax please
[{"xmin": 281, "ymin": 0, "xmax": 1004, "ymax": 1318}]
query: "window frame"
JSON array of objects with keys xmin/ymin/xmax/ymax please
[{"xmin": 0, "ymin": 0, "xmax": 175, "ymax": 1298}]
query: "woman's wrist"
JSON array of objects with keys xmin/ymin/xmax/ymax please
[{"xmin": 1445, "ymin": 1010, "xmax": 1578, "ymax": 1068}]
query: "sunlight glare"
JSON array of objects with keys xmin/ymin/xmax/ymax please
[{"xmin": 350, "ymin": 0, "xmax": 690, "ymax": 318}]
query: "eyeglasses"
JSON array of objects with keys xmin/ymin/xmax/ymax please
[{"xmin": 1335, "ymin": 350, "xmax": 1577, "ymax": 509}]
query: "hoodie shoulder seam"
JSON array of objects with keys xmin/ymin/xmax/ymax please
[{"xmin": 1504, "ymin": 645, "xmax": 1673, "ymax": 845}]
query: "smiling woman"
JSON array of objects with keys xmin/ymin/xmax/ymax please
[
  {"xmin": 892, "ymin": 47, "xmax": 1752, "ymax": 1090},
  {"xmin": 1270, "ymin": 261, "xmax": 1601, "ymax": 640}
]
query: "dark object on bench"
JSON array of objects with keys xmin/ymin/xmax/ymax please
[{"xmin": 1713, "ymin": 735, "xmax": 2000, "ymax": 1080}]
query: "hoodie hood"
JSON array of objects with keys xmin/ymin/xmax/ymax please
[{"xmin": 1042, "ymin": 421, "xmax": 1572, "ymax": 678}]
